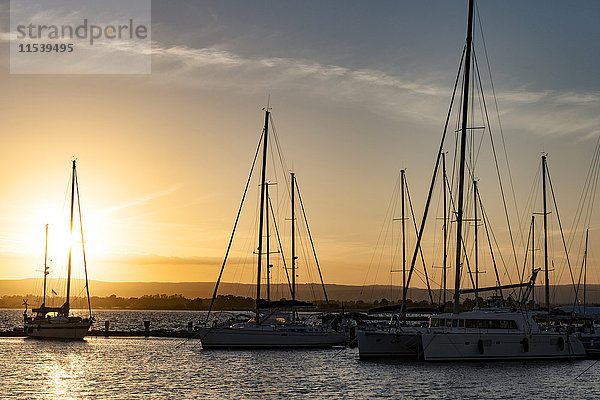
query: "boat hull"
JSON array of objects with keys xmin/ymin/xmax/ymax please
[
  {"xmin": 198, "ymin": 326, "xmax": 347, "ymax": 349},
  {"xmin": 579, "ymin": 333, "xmax": 600, "ymax": 357},
  {"xmin": 357, "ymin": 329, "xmax": 422, "ymax": 358},
  {"xmin": 421, "ymin": 332, "xmax": 585, "ymax": 361},
  {"xmin": 25, "ymin": 320, "xmax": 92, "ymax": 340}
]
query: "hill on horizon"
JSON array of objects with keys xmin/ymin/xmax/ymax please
[{"xmin": 1, "ymin": 278, "xmax": 598, "ymax": 305}]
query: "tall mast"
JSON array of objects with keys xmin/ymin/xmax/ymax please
[
  {"xmin": 542, "ymin": 154, "xmax": 550, "ymax": 326},
  {"xmin": 583, "ymin": 228, "xmax": 589, "ymax": 313},
  {"xmin": 75, "ymin": 170, "xmax": 92, "ymax": 319},
  {"xmin": 474, "ymin": 179, "xmax": 479, "ymax": 307},
  {"xmin": 43, "ymin": 224, "xmax": 48, "ymax": 305},
  {"xmin": 531, "ymin": 215, "xmax": 535, "ymax": 308},
  {"xmin": 291, "ymin": 172, "xmax": 296, "ymax": 301},
  {"xmin": 65, "ymin": 160, "xmax": 76, "ymax": 315},
  {"xmin": 266, "ymin": 183, "xmax": 271, "ymax": 303},
  {"xmin": 442, "ymin": 153, "xmax": 447, "ymax": 307},
  {"xmin": 401, "ymin": 169, "xmax": 406, "ymax": 307},
  {"xmin": 256, "ymin": 109, "xmax": 270, "ymax": 324},
  {"xmin": 453, "ymin": 0, "xmax": 475, "ymax": 313}
]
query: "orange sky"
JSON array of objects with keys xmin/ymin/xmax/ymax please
[{"xmin": 1, "ymin": 1, "xmax": 599, "ymax": 291}]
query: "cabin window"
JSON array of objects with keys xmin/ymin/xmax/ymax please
[
  {"xmin": 459, "ymin": 319, "xmax": 465, "ymax": 328},
  {"xmin": 452, "ymin": 319, "xmax": 459, "ymax": 327},
  {"xmin": 464, "ymin": 319, "xmax": 519, "ymax": 329},
  {"xmin": 445, "ymin": 319, "xmax": 452, "ymax": 327},
  {"xmin": 430, "ymin": 318, "xmax": 440, "ymax": 327}
]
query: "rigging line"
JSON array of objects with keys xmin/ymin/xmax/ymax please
[
  {"xmin": 268, "ymin": 194, "xmax": 293, "ymax": 296},
  {"xmin": 232, "ymin": 186, "xmax": 261, "ymax": 300},
  {"xmin": 471, "ymin": 53, "xmax": 491, "ymax": 171},
  {"xmin": 518, "ymin": 217, "xmax": 533, "ymax": 302},
  {"xmin": 74, "ymin": 170, "xmax": 92, "ymax": 319},
  {"xmin": 473, "ymin": 48, "xmax": 521, "ymax": 276},
  {"xmin": 582, "ymin": 144, "xmax": 600, "ymax": 231},
  {"xmin": 401, "ymin": 44, "xmax": 466, "ymax": 311},
  {"xmin": 268, "ymin": 134, "xmax": 279, "ymax": 194},
  {"xmin": 439, "ymin": 160, "xmax": 474, "ymax": 296},
  {"xmin": 476, "ymin": 2, "xmax": 524, "ymax": 252},
  {"xmin": 444, "ymin": 166, "xmax": 477, "ymax": 295},
  {"xmin": 477, "ymin": 188, "xmax": 504, "ymax": 301},
  {"xmin": 567, "ymin": 137, "xmax": 600, "ymax": 252},
  {"xmin": 520, "ymin": 164, "xmax": 541, "ymax": 232},
  {"xmin": 479, "ymin": 197, "xmax": 513, "ymax": 285},
  {"xmin": 545, "ymin": 164, "xmax": 578, "ymax": 304},
  {"xmin": 360, "ymin": 172, "xmax": 401, "ymax": 298},
  {"xmin": 573, "ymin": 229, "xmax": 588, "ymax": 314},
  {"xmin": 570, "ymin": 143, "xmax": 600, "ymax": 299},
  {"xmin": 205, "ymin": 128, "xmax": 264, "ymax": 324},
  {"xmin": 296, "ymin": 226, "xmax": 318, "ymax": 301},
  {"xmin": 575, "ymin": 359, "xmax": 600, "ymax": 380},
  {"xmin": 268, "ymin": 114, "xmax": 291, "ymax": 194},
  {"xmin": 295, "ymin": 178, "xmax": 329, "ymax": 306},
  {"xmin": 405, "ymin": 179, "xmax": 435, "ymax": 304}
]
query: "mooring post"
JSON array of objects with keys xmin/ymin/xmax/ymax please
[
  {"xmin": 144, "ymin": 320, "xmax": 150, "ymax": 337},
  {"xmin": 104, "ymin": 320, "xmax": 110, "ymax": 337}
]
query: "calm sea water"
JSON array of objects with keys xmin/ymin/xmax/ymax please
[
  {"xmin": 0, "ymin": 308, "xmax": 207, "ymax": 332},
  {"xmin": 1, "ymin": 309, "xmax": 600, "ymax": 399}
]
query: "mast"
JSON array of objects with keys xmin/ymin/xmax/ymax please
[
  {"xmin": 583, "ymin": 228, "xmax": 589, "ymax": 314},
  {"xmin": 531, "ymin": 215, "xmax": 535, "ymax": 308},
  {"xmin": 442, "ymin": 153, "xmax": 447, "ymax": 308},
  {"xmin": 291, "ymin": 172, "xmax": 296, "ymax": 301},
  {"xmin": 256, "ymin": 109, "xmax": 270, "ymax": 325},
  {"xmin": 43, "ymin": 224, "xmax": 48, "ymax": 306},
  {"xmin": 453, "ymin": 0, "xmax": 475, "ymax": 313},
  {"xmin": 401, "ymin": 169, "xmax": 406, "ymax": 307},
  {"xmin": 266, "ymin": 183, "xmax": 271, "ymax": 303},
  {"xmin": 474, "ymin": 179, "xmax": 480, "ymax": 307},
  {"xmin": 65, "ymin": 160, "xmax": 76, "ymax": 315},
  {"xmin": 75, "ymin": 170, "xmax": 92, "ymax": 319},
  {"xmin": 542, "ymin": 154, "xmax": 550, "ymax": 326}
]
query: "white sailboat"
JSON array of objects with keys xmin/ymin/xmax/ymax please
[
  {"xmin": 359, "ymin": 0, "xmax": 586, "ymax": 360},
  {"xmin": 24, "ymin": 160, "xmax": 93, "ymax": 340},
  {"xmin": 419, "ymin": 0, "xmax": 584, "ymax": 361},
  {"xmin": 198, "ymin": 108, "xmax": 346, "ymax": 349},
  {"xmin": 421, "ymin": 308, "xmax": 584, "ymax": 361}
]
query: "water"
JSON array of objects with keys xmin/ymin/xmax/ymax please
[
  {"xmin": 1, "ymin": 309, "xmax": 600, "ymax": 399},
  {"xmin": 0, "ymin": 309, "xmax": 206, "ymax": 332}
]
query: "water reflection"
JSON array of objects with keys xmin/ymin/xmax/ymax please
[{"xmin": 1, "ymin": 337, "xmax": 599, "ymax": 399}]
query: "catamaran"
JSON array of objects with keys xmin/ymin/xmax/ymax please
[
  {"xmin": 198, "ymin": 108, "xmax": 347, "ymax": 349},
  {"xmin": 24, "ymin": 160, "xmax": 93, "ymax": 340}
]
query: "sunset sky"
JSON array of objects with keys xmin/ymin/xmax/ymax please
[{"xmin": 0, "ymin": 0, "xmax": 599, "ymax": 291}]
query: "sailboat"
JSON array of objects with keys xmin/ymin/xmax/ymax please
[
  {"xmin": 23, "ymin": 160, "xmax": 93, "ymax": 340},
  {"xmin": 414, "ymin": 0, "xmax": 584, "ymax": 361},
  {"xmin": 360, "ymin": 0, "xmax": 586, "ymax": 361},
  {"xmin": 357, "ymin": 168, "xmax": 438, "ymax": 358},
  {"xmin": 197, "ymin": 108, "xmax": 347, "ymax": 349}
]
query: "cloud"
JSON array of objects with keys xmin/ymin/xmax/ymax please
[
  {"xmin": 95, "ymin": 185, "xmax": 180, "ymax": 216},
  {"xmin": 148, "ymin": 43, "xmax": 600, "ymax": 139},
  {"xmin": 101, "ymin": 253, "xmax": 222, "ymax": 266}
]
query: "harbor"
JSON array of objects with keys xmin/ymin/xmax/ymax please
[{"xmin": 2, "ymin": 0, "xmax": 600, "ymax": 398}]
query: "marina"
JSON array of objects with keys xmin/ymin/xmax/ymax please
[{"xmin": 1, "ymin": 0, "xmax": 599, "ymax": 398}]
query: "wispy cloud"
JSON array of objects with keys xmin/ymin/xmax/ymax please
[
  {"xmin": 149, "ymin": 43, "xmax": 600, "ymax": 139},
  {"xmin": 96, "ymin": 185, "xmax": 180, "ymax": 216}
]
